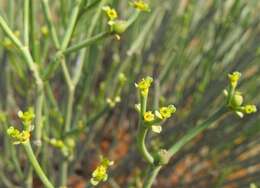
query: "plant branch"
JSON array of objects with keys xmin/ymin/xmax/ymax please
[
  {"xmin": 23, "ymin": 142, "xmax": 54, "ymax": 188},
  {"xmin": 41, "ymin": 0, "xmax": 60, "ymax": 49}
]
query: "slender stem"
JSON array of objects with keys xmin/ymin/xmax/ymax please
[
  {"xmin": 23, "ymin": 142, "xmax": 54, "ymax": 188},
  {"xmin": 63, "ymin": 31, "xmax": 110, "ymax": 55},
  {"xmin": 24, "ymin": 0, "xmax": 30, "ymax": 46},
  {"xmin": 60, "ymin": 0, "xmax": 82, "ymax": 51},
  {"xmin": 61, "ymin": 57, "xmax": 73, "ymax": 88},
  {"xmin": 64, "ymin": 89, "xmax": 75, "ymax": 133},
  {"xmin": 168, "ymin": 106, "xmax": 227, "ymax": 156},
  {"xmin": 0, "ymin": 16, "xmax": 43, "ymax": 86},
  {"xmin": 60, "ymin": 88, "xmax": 74, "ymax": 186},
  {"xmin": 137, "ymin": 94, "xmax": 154, "ymax": 164},
  {"xmin": 29, "ymin": 0, "xmax": 37, "ymax": 60},
  {"xmin": 34, "ymin": 85, "xmax": 44, "ymax": 146},
  {"xmin": 41, "ymin": 0, "xmax": 60, "ymax": 49},
  {"xmin": 125, "ymin": 11, "xmax": 140, "ymax": 29},
  {"xmin": 143, "ymin": 165, "xmax": 162, "ymax": 188},
  {"xmin": 137, "ymin": 126, "xmax": 154, "ymax": 164}
]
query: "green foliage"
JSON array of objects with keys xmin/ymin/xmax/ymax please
[{"xmin": 0, "ymin": 0, "xmax": 259, "ymax": 187}]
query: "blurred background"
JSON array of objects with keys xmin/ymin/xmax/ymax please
[{"xmin": 0, "ymin": 0, "xmax": 260, "ymax": 187}]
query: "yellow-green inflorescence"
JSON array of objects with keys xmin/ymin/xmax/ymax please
[
  {"xmin": 135, "ymin": 76, "xmax": 153, "ymax": 96},
  {"xmin": 6, "ymin": 108, "xmax": 35, "ymax": 144},
  {"xmin": 136, "ymin": 77, "xmax": 176, "ymax": 133},
  {"xmin": 130, "ymin": 0, "xmax": 151, "ymax": 12},
  {"xmin": 224, "ymin": 71, "xmax": 257, "ymax": 118},
  {"xmin": 7, "ymin": 126, "xmax": 30, "ymax": 145},
  {"xmin": 102, "ymin": 5, "xmax": 127, "ymax": 39},
  {"xmin": 228, "ymin": 71, "xmax": 241, "ymax": 88},
  {"xmin": 90, "ymin": 156, "xmax": 114, "ymax": 186}
]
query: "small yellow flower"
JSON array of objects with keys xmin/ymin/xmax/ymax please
[
  {"xmin": 143, "ymin": 111, "xmax": 155, "ymax": 122},
  {"xmin": 102, "ymin": 6, "xmax": 118, "ymax": 20},
  {"xmin": 159, "ymin": 105, "xmax": 176, "ymax": 119},
  {"xmin": 228, "ymin": 71, "xmax": 241, "ymax": 88},
  {"xmin": 7, "ymin": 126, "xmax": 30, "ymax": 144},
  {"xmin": 135, "ymin": 76, "xmax": 153, "ymax": 96},
  {"xmin": 18, "ymin": 108, "xmax": 35, "ymax": 125},
  {"xmin": 19, "ymin": 131, "xmax": 31, "ymax": 143},
  {"xmin": 91, "ymin": 165, "xmax": 108, "ymax": 186},
  {"xmin": 90, "ymin": 156, "xmax": 113, "ymax": 186},
  {"xmin": 131, "ymin": 0, "xmax": 150, "ymax": 12},
  {"xmin": 243, "ymin": 105, "xmax": 257, "ymax": 114}
]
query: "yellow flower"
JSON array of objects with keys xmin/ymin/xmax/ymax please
[
  {"xmin": 102, "ymin": 6, "xmax": 118, "ymax": 21},
  {"xmin": 131, "ymin": 0, "xmax": 150, "ymax": 12},
  {"xmin": 18, "ymin": 108, "xmax": 35, "ymax": 125},
  {"xmin": 90, "ymin": 156, "xmax": 113, "ymax": 186},
  {"xmin": 135, "ymin": 76, "xmax": 153, "ymax": 96},
  {"xmin": 159, "ymin": 105, "xmax": 176, "ymax": 119},
  {"xmin": 228, "ymin": 71, "xmax": 241, "ymax": 88},
  {"xmin": 91, "ymin": 165, "xmax": 108, "ymax": 186},
  {"xmin": 143, "ymin": 111, "xmax": 155, "ymax": 122},
  {"xmin": 243, "ymin": 105, "xmax": 257, "ymax": 114},
  {"xmin": 7, "ymin": 126, "xmax": 30, "ymax": 144}
]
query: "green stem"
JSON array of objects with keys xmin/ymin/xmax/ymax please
[
  {"xmin": 41, "ymin": 0, "xmax": 60, "ymax": 49},
  {"xmin": 0, "ymin": 16, "xmax": 43, "ymax": 86},
  {"xmin": 34, "ymin": 85, "xmax": 44, "ymax": 146},
  {"xmin": 143, "ymin": 165, "xmax": 162, "ymax": 188},
  {"xmin": 63, "ymin": 31, "xmax": 110, "ymax": 55},
  {"xmin": 24, "ymin": 0, "xmax": 30, "ymax": 46},
  {"xmin": 168, "ymin": 106, "xmax": 227, "ymax": 156},
  {"xmin": 60, "ymin": 0, "xmax": 82, "ymax": 51},
  {"xmin": 137, "ymin": 94, "xmax": 154, "ymax": 164},
  {"xmin": 137, "ymin": 126, "xmax": 154, "ymax": 164},
  {"xmin": 23, "ymin": 142, "xmax": 54, "ymax": 188},
  {"xmin": 60, "ymin": 88, "xmax": 75, "ymax": 186}
]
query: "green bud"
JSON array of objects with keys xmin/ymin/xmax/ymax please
[
  {"xmin": 230, "ymin": 93, "xmax": 243, "ymax": 108},
  {"xmin": 109, "ymin": 20, "xmax": 128, "ymax": 34}
]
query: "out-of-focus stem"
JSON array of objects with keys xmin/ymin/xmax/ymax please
[
  {"xmin": 143, "ymin": 165, "xmax": 162, "ymax": 188},
  {"xmin": 41, "ymin": 0, "xmax": 60, "ymax": 49}
]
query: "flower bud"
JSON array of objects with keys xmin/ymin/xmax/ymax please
[
  {"xmin": 109, "ymin": 20, "xmax": 128, "ymax": 35},
  {"xmin": 230, "ymin": 93, "xmax": 243, "ymax": 108}
]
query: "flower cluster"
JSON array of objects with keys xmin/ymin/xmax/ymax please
[
  {"xmin": 156, "ymin": 105, "xmax": 176, "ymax": 119},
  {"xmin": 130, "ymin": 0, "xmax": 150, "ymax": 12},
  {"xmin": 135, "ymin": 76, "xmax": 153, "ymax": 96},
  {"xmin": 135, "ymin": 77, "xmax": 176, "ymax": 133},
  {"xmin": 142, "ymin": 105, "xmax": 176, "ymax": 133},
  {"xmin": 90, "ymin": 156, "xmax": 114, "ymax": 186},
  {"xmin": 18, "ymin": 108, "xmax": 35, "ymax": 128},
  {"xmin": 6, "ymin": 108, "xmax": 35, "ymax": 144},
  {"xmin": 7, "ymin": 126, "xmax": 30, "ymax": 144},
  {"xmin": 224, "ymin": 71, "xmax": 257, "ymax": 118},
  {"xmin": 102, "ymin": 6, "xmax": 127, "ymax": 39}
]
